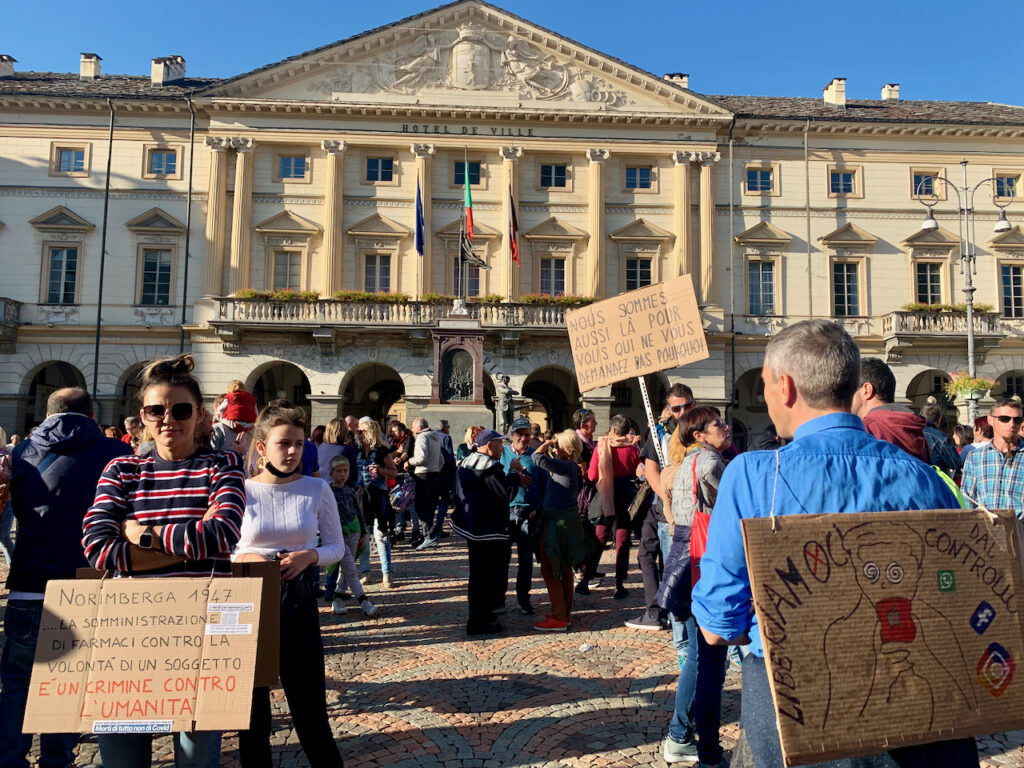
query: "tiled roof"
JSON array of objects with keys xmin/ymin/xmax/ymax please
[
  {"xmin": 0, "ymin": 72, "xmax": 219, "ymax": 99},
  {"xmin": 709, "ymin": 94, "xmax": 1024, "ymax": 126}
]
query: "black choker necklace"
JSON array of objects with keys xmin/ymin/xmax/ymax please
[{"xmin": 265, "ymin": 461, "xmax": 299, "ymax": 478}]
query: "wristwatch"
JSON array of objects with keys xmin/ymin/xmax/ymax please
[{"xmin": 138, "ymin": 526, "xmax": 160, "ymax": 551}]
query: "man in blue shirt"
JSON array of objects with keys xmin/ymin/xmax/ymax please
[
  {"xmin": 691, "ymin": 319, "xmax": 976, "ymax": 768},
  {"xmin": 502, "ymin": 418, "xmax": 545, "ymax": 615}
]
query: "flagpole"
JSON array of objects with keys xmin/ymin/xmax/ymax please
[{"xmin": 451, "ymin": 147, "xmax": 472, "ymax": 316}]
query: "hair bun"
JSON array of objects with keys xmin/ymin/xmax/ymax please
[{"xmin": 139, "ymin": 354, "xmax": 200, "ymax": 397}]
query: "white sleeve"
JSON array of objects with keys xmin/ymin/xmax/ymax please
[{"xmin": 313, "ymin": 480, "xmax": 345, "ymax": 566}]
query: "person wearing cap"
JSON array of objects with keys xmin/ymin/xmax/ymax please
[
  {"xmin": 501, "ymin": 417, "xmax": 546, "ymax": 615},
  {"xmin": 451, "ymin": 429, "xmax": 525, "ymax": 636},
  {"xmin": 433, "ymin": 419, "xmax": 456, "ymax": 541}
]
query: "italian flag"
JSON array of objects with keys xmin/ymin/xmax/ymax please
[{"xmin": 464, "ymin": 172, "xmax": 474, "ymax": 242}]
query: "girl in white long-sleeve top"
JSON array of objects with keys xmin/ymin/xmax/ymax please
[{"xmin": 234, "ymin": 400, "xmax": 345, "ymax": 768}]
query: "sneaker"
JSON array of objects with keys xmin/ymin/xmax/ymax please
[
  {"xmin": 360, "ymin": 598, "xmax": 380, "ymax": 618},
  {"xmin": 331, "ymin": 598, "xmax": 348, "ymax": 615},
  {"xmin": 394, "ymin": 530, "xmax": 405, "ymax": 542},
  {"xmin": 624, "ymin": 614, "xmax": 663, "ymax": 631},
  {"xmin": 662, "ymin": 736, "xmax": 698, "ymax": 765},
  {"xmin": 574, "ymin": 582, "xmax": 590, "ymax": 596},
  {"xmin": 409, "ymin": 531, "xmax": 424, "ymax": 548},
  {"xmin": 533, "ymin": 617, "xmax": 568, "ymax": 632},
  {"xmin": 613, "ymin": 587, "xmax": 629, "ymax": 600},
  {"xmin": 517, "ymin": 601, "xmax": 535, "ymax": 616},
  {"xmin": 359, "ymin": 573, "xmax": 375, "ymax": 585},
  {"xmin": 415, "ymin": 536, "xmax": 439, "ymax": 551},
  {"xmin": 382, "ymin": 574, "xmax": 397, "ymax": 589}
]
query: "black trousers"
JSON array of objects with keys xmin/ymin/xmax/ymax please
[
  {"xmin": 637, "ymin": 504, "xmax": 664, "ymax": 620},
  {"xmin": 466, "ymin": 539, "xmax": 509, "ymax": 630},
  {"xmin": 413, "ymin": 472, "xmax": 441, "ymax": 531},
  {"xmin": 239, "ymin": 574, "xmax": 343, "ymax": 768}
]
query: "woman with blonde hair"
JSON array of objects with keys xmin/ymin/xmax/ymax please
[
  {"xmin": 355, "ymin": 418, "xmax": 399, "ymax": 588},
  {"xmin": 318, "ymin": 418, "xmax": 357, "ymax": 489},
  {"xmin": 530, "ymin": 429, "xmax": 590, "ymax": 631}
]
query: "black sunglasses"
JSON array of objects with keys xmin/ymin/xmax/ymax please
[
  {"xmin": 993, "ymin": 414, "xmax": 1024, "ymax": 425},
  {"xmin": 142, "ymin": 403, "xmax": 195, "ymax": 422}
]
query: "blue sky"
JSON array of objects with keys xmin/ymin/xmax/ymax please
[{"xmin": 6, "ymin": 0, "xmax": 1023, "ymax": 103}]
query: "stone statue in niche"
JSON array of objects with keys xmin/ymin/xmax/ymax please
[
  {"xmin": 496, "ymin": 374, "xmax": 519, "ymax": 434},
  {"xmin": 442, "ymin": 349, "xmax": 474, "ymax": 402}
]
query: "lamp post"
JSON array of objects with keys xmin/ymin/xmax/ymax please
[{"xmin": 917, "ymin": 160, "xmax": 1014, "ymax": 422}]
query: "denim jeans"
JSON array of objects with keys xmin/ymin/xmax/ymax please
[
  {"xmin": 96, "ymin": 731, "xmax": 221, "ymax": 768},
  {"xmin": 668, "ymin": 613, "xmax": 727, "ymax": 765},
  {"xmin": 325, "ymin": 532, "xmax": 363, "ymax": 599},
  {"xmin": 358, "ymin": 517, "xmax": 392, "ymax": 575},
  {"xmin": 504, "ymin": 510, "xmax": 534, "ymax": 606},
  {"xmin": 0, "ymin": 600, "xmax": 78, "ymax": 768}
]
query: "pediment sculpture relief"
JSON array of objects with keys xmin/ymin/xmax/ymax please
[{"xmin": 311, "ymin": 22, "xmax": 633, "ymax": 108}]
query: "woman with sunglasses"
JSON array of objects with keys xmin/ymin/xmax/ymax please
[
  {"xmin": 657, "ymin": 406, "xmax": 730, "ymax": 767},
  {"xmin": 83, "ymin": 354, "xmax": 245, "ymax": 768},
  {"xmin": 354, "ymin": 419, "xmax": 399, "ymax": 588}
]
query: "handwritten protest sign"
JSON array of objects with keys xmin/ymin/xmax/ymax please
[
  {"xmin": 565, "ymin": 274, "xmax": 708, "ymax": 392},
  {"xmin": 742, "ymin": 509, "xmax": 1024, "ymax": 766},
  {"xmin": 23, "ymin": 577, "xmax": 262, "ymax": 734}
]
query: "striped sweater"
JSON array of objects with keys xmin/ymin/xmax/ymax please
[{"xmin": 82, "ymin": 450, "xmax": 245, "ymax": 576}]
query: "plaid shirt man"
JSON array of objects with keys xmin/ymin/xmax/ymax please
[{"xmin": 961, "ymin": 440, "xmax": 1024, "ymax": 517}]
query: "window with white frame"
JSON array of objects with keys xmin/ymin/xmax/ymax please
[
  {"xmin": 272, "ymin": 251, "xmax": 302, "ymax": 291},
  {"xmin": 139, "ymin": 248, "xmax": 172, "ymax": 305},
  {"xmin": 366, "ymin": 157, "xmax": 394, "ymax": 183},
  {"xmin": 747, "ymin": 168, "xmax": 773, "ymax": 193},
  {"xmin": 452, "ymin": 257, "xmax": 480, "ymax": 297},
  {"xmin": 364, "ymin": 253, "xmax": 391, "ymax": 293},
  {"xmin": 45, "ymin": 246, "xmax": 78, "ymax": 304},
  {"xmin": 1002, "ymin": 264, "xmax": 1024, "ymax": 318},
  {"xmin": 625, "ymin": 165, "xmax": 653, "ymax": 190},
  {"xmin": 624, "ymin": 257, "xmax": 652, "ymax": 292},
  {"xmin": 454, "ymin": 161, "xmax": 482, "ymax": 186},
  {"xmin": 915, "ymin": 262, "xmax": 943, "ymax": 305},
  {"xmin": 277, "ymin": 155, "xmax": 307, "ymax": 181},
  {"xmin": 53, "ymin": 146, "xmax": 87, "ymax": 175},
  {"xmin": 996, "ymin": 174, "xmax": 1019, "ymax": 200},
  {"xmin": 912, "ymin": 172, "xmax": 935, "ymax": 197},
  {"xmin": 539, "ymin": 257, "xmax": 566, "ymax": 295},
  {"xmin": 832, "ymin": 261, "xmax": 860, "ymax": 316},
  {"xmin": 540, "ymin": 163, "xmax": 567, "ymax": 188},
  {"xmin": 147, "ymin": 149, "xmax": 177, "ymax": 177},
  {"xmin": 830, "ymin": 169, "xmax": 857, "ymax": 196},
  {"xmin": 748, "ymin": 260, "xmax": 776, "ymax": 315}
]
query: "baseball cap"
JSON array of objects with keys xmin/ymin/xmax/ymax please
[
  {"xmin": 475, "ymin": 428, "xmax": 510, "ymax": 445},
  {"xmin": 510, "ymin": 417, "xmax": 531, "ymax": 433}
]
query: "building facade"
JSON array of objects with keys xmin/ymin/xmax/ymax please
[{"xmin": 2, "ymin": 2, "xmax": 1024, "ymax": 444}]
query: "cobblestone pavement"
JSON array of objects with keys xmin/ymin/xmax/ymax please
[{"xmin": 6, "ymin": 538, "xmax": 1024, "ymax": 767}]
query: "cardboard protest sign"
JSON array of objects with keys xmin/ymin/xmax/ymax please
[
  {"xmin": 742, "ymin": 509, "xmax": 1024, "ymax": 766},
  {"xmin": 24, "ymin": 577, "xmax": 262, "ymax": 734},
  {"xmin": 565, "ymin": 274, "xmax": 708, "ymax": 392}
]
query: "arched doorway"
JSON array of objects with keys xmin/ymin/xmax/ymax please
[
  {"xmin": 116, "ymin": 363, "xmax": 147, "ymax": 426},
  {"xmin": 22, "ymin": 361, "xmax": 87, "ymax": 433},
  {"xmin": 339, "ymin": 363, "xmax": 405, "ymax": 425},
  {"xmin": 482, "ymin": 372, "xmax": 497, "ymax": 429},
  {"xmin": 906, "ymin": 369, "xmax": 951, "ymax": 411},
  {"xmin": 610, "ymin": 374, "xmax": 667, "ymax": 430},
  {"xmin": 730, "ymin": 368, "xmax": 771, "ymax": 444},
  {"xmin": 997, "ymin": 370, "xmax": 1024, "ymax": 399},
  {"xmin": 523, "ymin": 366, "xmax": 580, "ymax": 432},
  {"xmin": 249, "ymin": 363, "xmax": 312, "ymax": 415}
]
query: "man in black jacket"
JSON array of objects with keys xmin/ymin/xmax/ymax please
[
  {"xmin": 0, "ymin": 388, "xmax": 131, "ymax": 768},
  {"xmin": 451, "ymin": 429, "xmax": 523, "ymax": 636}
]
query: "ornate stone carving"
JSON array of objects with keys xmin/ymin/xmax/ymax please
[
  {"xmin": 671, "ymin": 150, "xmax": 692, "ymax": 165},
  {"xmin": 204, "ymin": 137, "xmax": 231, "ymax": 152},
  {"xmin": 442, "ymin": 348, "xmax": 474, "ymax": 401},
  {"xmin": 38, "ymin": 305, "xmax": 78, "ymax": 325},
  {"xmin": 134, "ymin": 307, "xmax": 176, "ymax": 326},
  {"xmin": 499, "ymin": 146, "xmax": 523, "ymax": 161},
  {"xmin": 321, "ymin": 140, "xmax": 347, "ymax": 155},
  {"xmin": 230, "ymin": 137, "xmax": 256, "ymax": 153},
  {"xmin": 686, "ymin": 151, "xmax": 721, "ymax": 165},
  {"xmin": 586, "ymin": 148, "xmax": 610, "ymax": 164},
  {"xmin": 410, "ymin": 143, "xmax": 437, "ymax": 158}
]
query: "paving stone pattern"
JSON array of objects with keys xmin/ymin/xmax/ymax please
[{"xmin": 4, "ymin": 539, "xmax": 1024, "ymax": 767}]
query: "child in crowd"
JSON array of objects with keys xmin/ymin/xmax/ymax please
[
  {"xmin": 212, "ymin": 380, "xmax": 259, "ymax": 455},
  {"xmin": 326, "ymin": 455, "xmax": 379, "ymax": 617}
]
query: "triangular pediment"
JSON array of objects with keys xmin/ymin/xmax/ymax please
[
  {"xmin": 125, "ymin": 207, "xmax": 186, "ymax": 234},
  {"xmin": 201, "ymin": 1, "xmax": 730, "ymax": 119},
  {"xmin": 436, "ymin": 218, "xmax": 500, "ymax": 240},
  {"xmin": 523, "ymin": 216, "xmax": 588, "ymax": 241},
  {"xmin": 819, "ymin": 222, "xmax": 878, "ymax": 247},
  {"xmin": 902, "ymin": 226, "xmax": 960, "ymax": 246},
  {"xmin": 609, "ymin": 218, "xmax": 673, "ymax": 241},
  {"xmin": 30, "ymin": 206, "xmax": 94, "ymax": 232},
  {"xmin": 734, "ymin": 221, "xmax": 791, "ymax": 245},
  {"xmin": 346, "ymin": 213, "xmax": 411, "ymax": 238},
  {"xmin": 255, "ymin": 210, "xmax": 322, "ymax": 235},
  {"xmin": 989, "ymin": 225, "xmax": 1024, "ymax": 249}
]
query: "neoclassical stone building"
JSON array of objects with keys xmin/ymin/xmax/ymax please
[{"xmin": 2, "ymin": 1, "xmax": 1024, "ymax": 444}]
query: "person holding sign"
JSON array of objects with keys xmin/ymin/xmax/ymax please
[
  {"xmin": 234, "ymin": 401, "xmax": 346, "ymax": 768},
  {"xmin": 82, "ymin": 354, "xmax": 246, "ymax": 768},
  {"xmin": 690, "ymin": 319, "xmax": 977, "ymax": 768}
]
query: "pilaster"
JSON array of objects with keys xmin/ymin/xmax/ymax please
[
  {"xmin": 696, "ymin": 152, "xmax": 721, "ymax": 306},
  {"xmin": 586, "ymin": 148, "xmax": 610, "ymax": 297},
  {"xmin": 202, "ymin": 137, "xmax": 231, "ymax": 296},
  {"xmin": 411, "ymin": 143, "xmax": 436, "ymax": 299},
  {"xmin": 499, "ymin": 146, "xmax": 523, "ymax": 301},
  {"xmin": 228, "ymin": 138, "xmax": 256, "ymax": 293},
  {"xmin": 671, "ymin": 151, "xmax": 693, "ymax": 279},
  {"xmin": 321, "ymin": 140, "xmax": 347, "ymax": 295}
]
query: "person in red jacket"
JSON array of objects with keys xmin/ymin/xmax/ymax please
[
  {"xmin": 212, "ymin": 380, "xmax": 259, "ymax": 455},
  {"xmin": 851, "ymin": 357, "xmax": 930, "ymax": 463}
]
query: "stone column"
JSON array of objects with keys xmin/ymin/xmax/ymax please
[
  {"xmin": 202, "ymin": 137, "xmax": 231, "ymax": 296},
  {"xmin": 670, "ymin": 151, "xmax": 693, "ymax": 279},
  {"xmin": 586, "ymin": 148, "xmax": 610, "ymax": 297},
  {"xmin": 499, "ymin": 146, "xmax": 523, "ymax": 301},
  {"xmin": 411, "ymin": 143, "xmax": 436, "ymax": 299},
  {"xmin": 697, "ymin": 151, "xmax": 721, "ymax": 306},
  {"xmin": 228, "ymin": 138, "xmax": 256, "ymax": 293},
  {"xmin": 321, "ymin": 140, "xmax": 347, "ymax": 295}
]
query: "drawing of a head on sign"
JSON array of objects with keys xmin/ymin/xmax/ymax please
[{"xmin": 823, "ymin": 521, "xmax": 976, "ymax": 734}]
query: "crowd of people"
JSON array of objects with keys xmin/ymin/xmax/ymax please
[{"xmin": 0, "ymin": 318, "xmax": 1018, "ymax": 767}]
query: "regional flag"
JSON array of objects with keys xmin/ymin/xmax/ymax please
[
  {"xmin": 414, "ymin": 176, "xmax": 425, "ymax": 257},
  {"xmin": 464, "ymin": 170, "xmax": 474, "ymax": 242},
  {"xmin": 509, "ymin": 184, "xmax": 519, "ymax": 265}
]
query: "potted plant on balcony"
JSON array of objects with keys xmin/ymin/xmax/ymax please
[
  {"xmin": 331, "ymin": 290, "xmax": 410, "ymax": 304},
  {"xmin": 519, "ymin": 293, "xmax": 597, "ymax": 307},
  {"xmin": 901, "ymin": 302, "xmax": 994, "ymax": 314},
  {"xmin": 233, "ymin": 289, "xmax": 320, "ymax": 302},
  {"xmin": 944, "ymin": 371, "xmax": 996, "ymax": 402}
]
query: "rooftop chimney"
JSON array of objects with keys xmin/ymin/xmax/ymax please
[
  {"xmin": 823, "ymin": 77, "xmax": 846, "ymax": 107},
  {"xmin": 881, "ymin": 83, "xmax": 900, "ymax": 102},
  {"xmin": 663, "ymin": 72, "xmax": 690, "ymax": 89},
  {"xmin": 151, "ymin": 55, "xmax": 186, "ymax": 87},
  {"xmin": 0, "ymin": 55, "xmax": 15, "ymax": 79},
  {"xmin": 80, "ymin": 53, "xmax": 101, "ymax": 81}
]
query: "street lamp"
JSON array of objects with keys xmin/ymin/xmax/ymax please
[{"xmin": 916, "ymin": 160, "xmax": 1015, "ymax": 421}]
